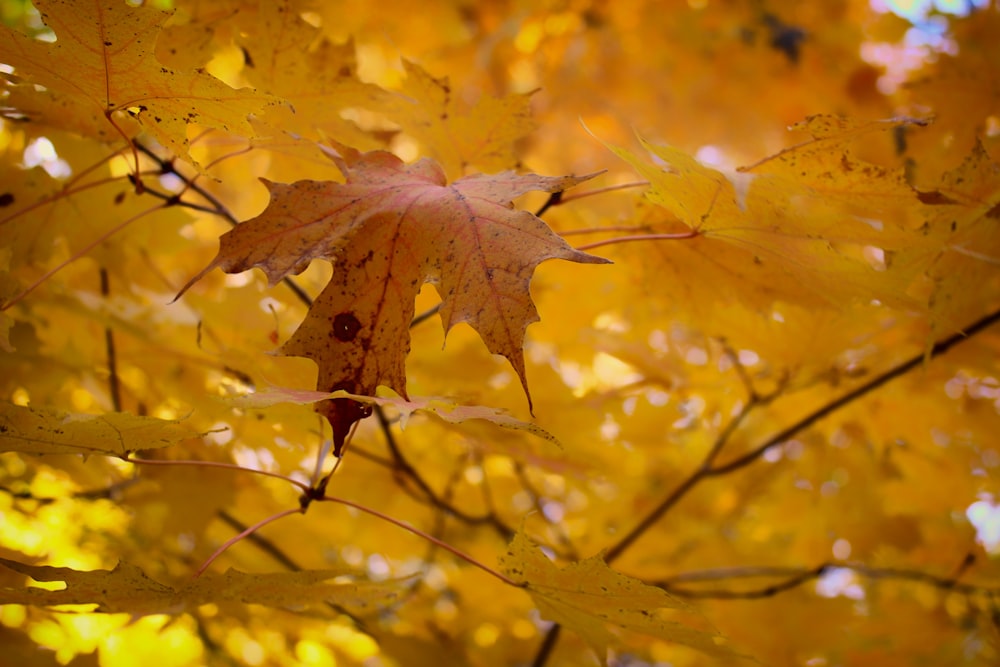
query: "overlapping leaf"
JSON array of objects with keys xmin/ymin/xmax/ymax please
[
  {"xmin": 226, "ymin": 386, "xmax": 560, "ymax": 445},
  {"xmin": 0, "ymin": 401, "xmax": 195, "ymax": 456},
  {"xmin": 0, "ymin": 558, "xmax": 399, "ymax": 615},
  {"xmin": 607, "ymin": 116, "xmax": 933, "ymax": 312},
  {"xmin": 0, "ymin": 0, "xmax": 276, "ymax": 163},
  {"xmin": 387, "ymin": 60, "xmax": 537, "ymax": 178},
  {"xmin": 183, "ymin": 145, "xmax": 608, "ymax": 450},
  {"xmin": 499, "ymin": 531, "xmax": 747, "ymax": 664}
]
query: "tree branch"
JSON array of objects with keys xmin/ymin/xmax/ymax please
[{"xmin": 653, "ymin": 556, "xmax": 993, "ymax": 599}]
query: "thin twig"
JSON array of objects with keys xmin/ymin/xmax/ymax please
[
  {"xmin": 605, "ymin": 398, "xmax": 761, "ymax": 564},
  {"xmin": 374, "ymin": 405, "xmax": 515, "ymax": 538},
  {"xmin": 605, "ymin": 306, "xmax": 1000, "ymax": 564},
  {"xmin": 708, "ymin": 306, "xmax": 1000, "ymax": 476},
  {"xmin": 134, "ymin": 141, "xmax": 315, "ymax": 309},
  {"xmin": 318, "ymin": 495, "xmax": 524, "ymax": 588},
  {"xmin": 654, "ymin": 557, "xmax": 995, "ymax": 599},
  {"xmin": 214, "ymin": 509, "xmax": 370, "ymax": 630},
  {"xmin": 556, "ymin": 181, "xmax": 649, "ymax": 204},
  {"xmin": 3, "ymin": 202, "xmax": 165, "ymax": 310}
]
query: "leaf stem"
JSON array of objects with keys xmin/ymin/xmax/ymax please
[
  {"xmin": 556, "ymin": 181, "xmax": 649, "ymax": 204},
  {"xmin": 558, "ymin": 224, "xmax": 651, "ymax": 236},
  {"xmin": 318, "ymin": 494, "xmax": 524, "ymax": 588},
  {"xmin": 2, "ymin": 202, "xmax": 166, "ymax": 310},
  {"xmin": 122, "ymin": 455, "xmax": 310, "ymax": 493},
  {"xmin": 574, "ymin": 231, "xmax": 699, "ymax": 252},
  {"xmin": 194, "ymin": 507, "xmax": 303, "ymax": 577}
]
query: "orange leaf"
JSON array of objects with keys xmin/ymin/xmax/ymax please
[{"xmin": 187, "ymin": 146, "xmax": 609, "ymax": 451}]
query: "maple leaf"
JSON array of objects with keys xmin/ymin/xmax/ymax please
[
  {"xmin": 236, "ymin": 1, "xmax": 397, "ymax": 151},
  {"xmin": 386, "ymin": 60, "xmax": 537, "ymax": 178},
  {"xmin": 182, "ymin": 146, "xmax": 609, "ymax": 452},
  {"xmin": 499, "ymin": 531, "xmax": 749, "ymax": 664},
  {"xmin": 226, "ymin": 386, "xmax": 560, "ymax": 446},
  {"xmin": 0, "ymin": 0, "xmax": 276, "ymax": 164},
  {"xmin": 0, "ymin": 558, "xmax": 400, "ymax": 615},
  {"xmin": 0, "ymin": 401, "xmax": 196, "ymax": 456},
  {"xmin": 605, "ymin": 116, "xmax": 934, "ymax": 311}
]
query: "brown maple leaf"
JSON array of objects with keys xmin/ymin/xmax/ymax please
[
  {"xmin": 181, "ymin": 147, "xmax": 609, "ymax": 452},
  {"xmin": 0, "ymin": 0, "xmax": 276, "ymax": 164}
]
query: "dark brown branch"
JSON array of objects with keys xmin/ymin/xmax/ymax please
[
  {"xmin": 133, "ymin": 141, "xmax": 315, "ymax": 309},
  {"xmin": 653, "ymin": 557, "xmax": 995, "ymax": 600},
  {"xmin": 100, "ymin": 267, "xmax": 122, "ymax": 412},
  {"xmin": 708, "ymin": 306, "xmax": 1000, "ymax": 476},
  {"xmin": 606, "ymin": 306, "xmax": 1000, "ymax": 564},
  {"xmin": 531, "ymin": 625, "xmax": 562, "ymax": 667},
  {"xmin": 373, "ymin": 405, "xmax": 515, "ymax": 539},
  {"xmin": 533, "ymin": 308, "xmax": 1000, "ymax": 667},
  {"xmin": 605, "ymin": 397, "xmax": 762, "ymax": 563}
]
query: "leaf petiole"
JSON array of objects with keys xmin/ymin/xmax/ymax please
[
  {"xmin": 318, "ymin": 494, "xmax": 525, "ymax": 588},
  {"xmin": 574, "ymin": 230, "xmax": 699, "ymax": 252},
  {"xmin": 194, "ymin": 507, "xmax": 304, "ymax": 577},
  {"xmin": 122, "ymin": 455, "xmax": 311, "ymax": 493}
]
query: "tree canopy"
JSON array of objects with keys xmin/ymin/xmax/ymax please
[{"xmin": 2, "ymin": 1, "xmax": 1000, "ymax": 665}]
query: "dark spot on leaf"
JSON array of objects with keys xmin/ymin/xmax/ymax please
[
  {"xmin": 104, "ymin": 40, "xmax": 112, "ymax": 46},
  {"xmin": 0, "ymin": 193, "xmax": 13, "ymax": 207},
  {"xmin": 332, "ymin": 313, "xmax": 362, "ymax": 342},
  {"xmin": 916, "ymin": 190, "xmax": 957, "ymax": 205},
  {"xmin": 113, "ymin": 192, "xmax": 126, "ymax": 205}
]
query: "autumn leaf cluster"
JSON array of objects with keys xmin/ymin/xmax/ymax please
[{"xmin": 2, "ymin": 1, "xmax": 1000, "ymax": 666}]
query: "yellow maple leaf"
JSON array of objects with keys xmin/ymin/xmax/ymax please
[
  {"xmin": 0, "ymin": 557, "xmax": 400, "ymax": 615},
  {"xmin": 0, "ymin": 401, "xmax": 195, "ymax": 456},
  {"xmin": 607, "ymin": 116, "xmax": 937, "ymax": 310},
  {"xmin": 226, "ymin": 386, "xmax": 560, "ymax": 446},
  {"xmin": 386, "ymin": 60, "xmax": 537, "ymax": 178},
  {"xmin": 0, "ymin": 0, "xmax": 277, "ymax": 164},
  {"xmin": 499, "ymin": 530, "xmax": 749, "ymax": 664}
]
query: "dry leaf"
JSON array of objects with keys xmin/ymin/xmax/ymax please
[{"xmin": 184, "ymin": 145, "xmax": 608, "ymax": 451}]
